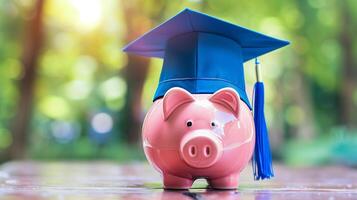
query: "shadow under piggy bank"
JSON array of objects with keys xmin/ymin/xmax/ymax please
[{"xmin": 159, "ymin": 190, "xmax": 272, "ymax": 200}]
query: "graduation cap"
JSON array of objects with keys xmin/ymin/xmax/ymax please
[{"xmin": 123, "ymin": 8, "xmax": 289, "ymax": 180}]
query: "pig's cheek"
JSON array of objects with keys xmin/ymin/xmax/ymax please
[
  {"xmin": 211, "ymin": 119, "xmax": 237, "ymax": 139},
  {"xmin": 220, "ymin": 120, "xmax": 253, "ymax": 147},
  {"xmin": 212, "ymin": 126, "xmax": 225, "ymax": 138},
  {"xmin": 156, "ymin": 119, "xmax": 188, "ymax": 148}
]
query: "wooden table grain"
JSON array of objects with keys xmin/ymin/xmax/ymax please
[{"xmin": 0, "ymin": 161, "xmax": 356, "ymax": 199}]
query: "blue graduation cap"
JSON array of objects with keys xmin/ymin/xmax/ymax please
[{"xmin": 123, "ymin": 9, "xmax": 289, "ymax": 180}]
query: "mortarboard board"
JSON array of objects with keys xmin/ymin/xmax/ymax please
[
  {"xmin": 123, "ymin": 8, "xmax": 289, "ymax": 109},
  {"xmin": 123, "ymin": 8, "xmax": 289, "ymax": 180}
]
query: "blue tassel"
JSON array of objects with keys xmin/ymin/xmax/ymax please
[{"xmin": 252, "ymin": 79, "xmax": 274, "ymax": 180}]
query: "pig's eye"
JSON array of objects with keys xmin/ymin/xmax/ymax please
[
  {"xmin": 186, "ymin": 120, "xmax": 193, "ymax": 127},
  {"xmin": 211, "ymin": 121, "xmax": 217, "ymax": 127}
]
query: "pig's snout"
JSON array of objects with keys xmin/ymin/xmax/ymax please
[{"xmin": 180, "ymin": 130, "xmax": 222, "ymax": 168}]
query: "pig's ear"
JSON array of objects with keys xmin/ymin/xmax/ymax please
[
  {"xmin": 163, "ymin": 87, "xmax": 195, "ymax": 121},
  {"xmin": 209, "ymin": 88, "xmax": 240, "ymax": 118}
]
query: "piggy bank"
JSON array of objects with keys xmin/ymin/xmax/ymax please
[{"xmin": 142, "ymin": 87, "xmax": 255, "ymax": 189}]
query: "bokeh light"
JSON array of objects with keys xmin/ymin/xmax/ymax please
[
  {"xmin": 70, "ymin": 0, "xmax": 103, "ymax": 30},
  {"xmin": 51, "ymin": 121, "xmax": 80, "ymax": 144},
  {"xmin": 91, "ymin": 112, "xmax": 113, "ymax": 134}
]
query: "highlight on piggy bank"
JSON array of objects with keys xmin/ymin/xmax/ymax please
[{"xmin": 123, "ymin": 8, "xmax": 289, "ymax": 189}]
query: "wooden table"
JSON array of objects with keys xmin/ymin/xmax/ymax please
[{"xmin": 0, "ymin": 161, "xmax": 356, "ymax": 199}]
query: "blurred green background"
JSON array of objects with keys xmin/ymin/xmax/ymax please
[{"xmin": 0, "ymin": 0, "xmax": 356, "ymax": 166}]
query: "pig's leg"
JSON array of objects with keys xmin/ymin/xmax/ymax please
[
  {"xmin": 208, "ymin": 173, "xmax": 239, "ymax": 189},
  {"xmin": 163, "ymin": 173, "xmax": 193, "ymax": 189}
]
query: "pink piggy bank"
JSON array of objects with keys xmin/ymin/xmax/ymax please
[{"xmin": 142, "ymin": 87, "xmax": 255, "ymax": 189}]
